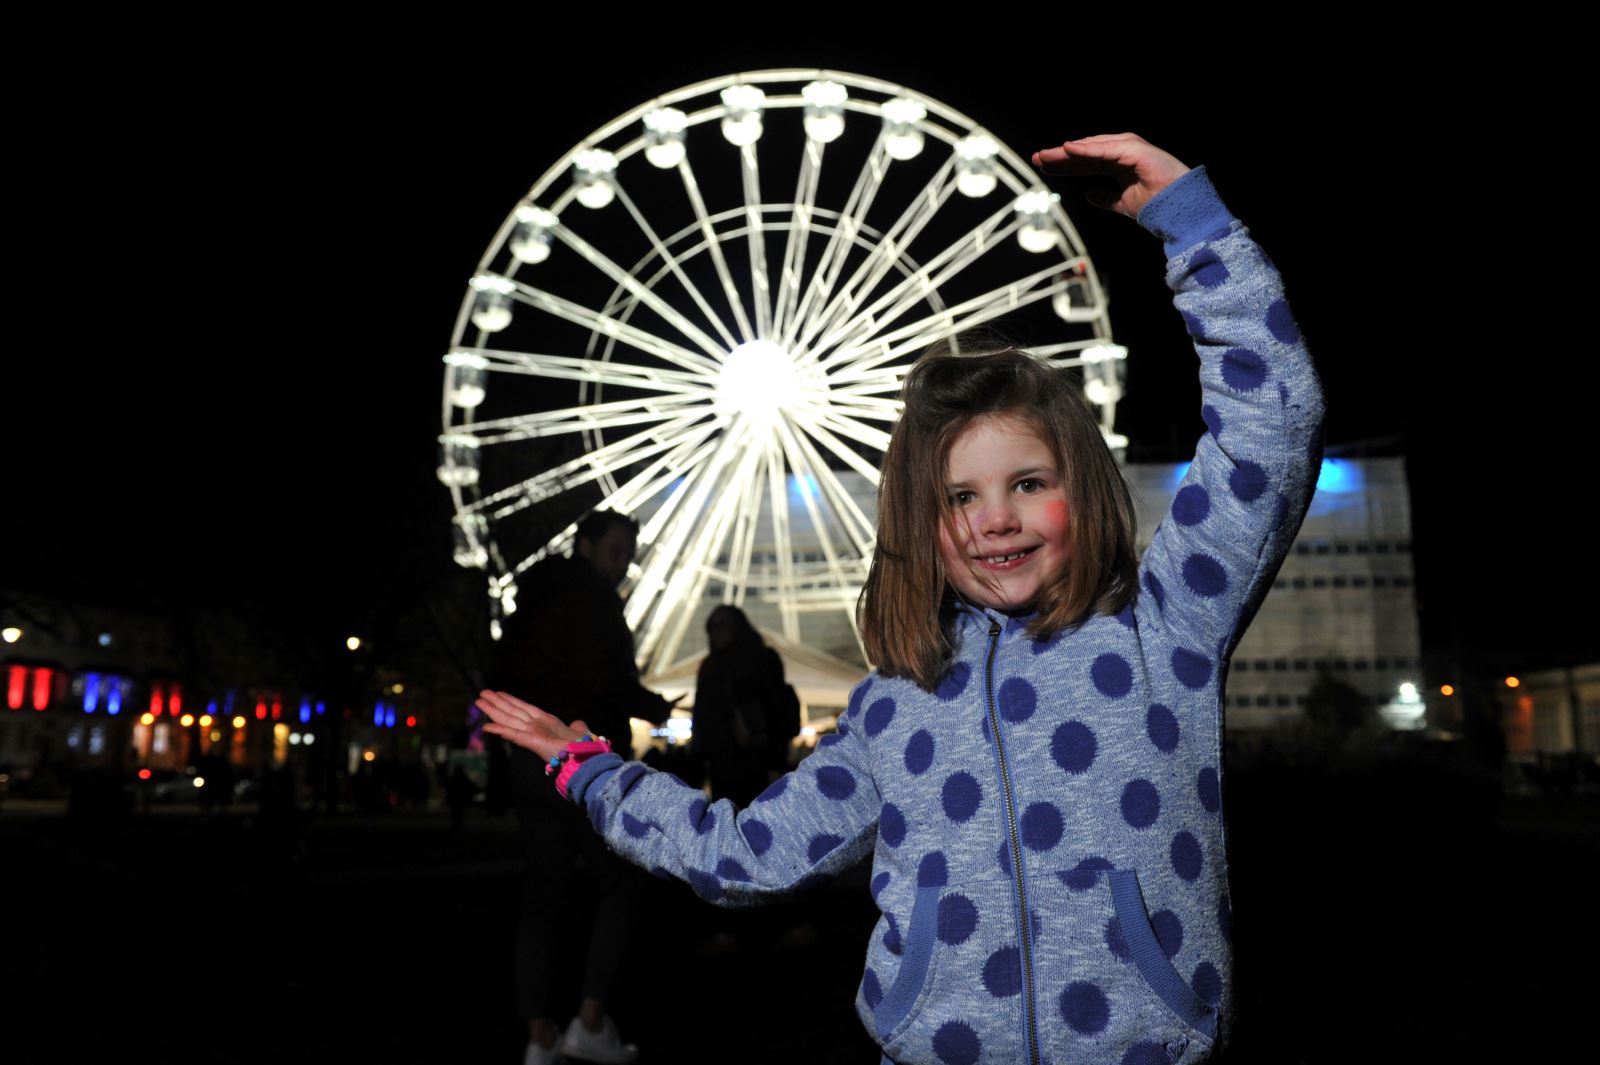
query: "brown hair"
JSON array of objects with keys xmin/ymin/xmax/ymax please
[{"xmin": 857, "ymin": 346, "xmax": 1138, "ymax": 690}]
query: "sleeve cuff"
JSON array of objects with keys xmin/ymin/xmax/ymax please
[
  {"xmin": 566, "ymin": 752, "xmax": 624, "ymax": 806},
  {"xmin": 1136, "ymin": 164, "xmax": 1237, "ymax": 259}
]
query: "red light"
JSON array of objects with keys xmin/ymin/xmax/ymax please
[
  {"xmin": 405, "ymin": 716, "xmax": 417, "ymax": 728},
  {"xmin": 31, "ymin": 668, "xmax": 51, "ymax": 712},
  {"xmin": 169, "ymin": 687, "xmax": 181, "ymax": 715},
  {"xmin": 271, "ymin": 700, "xmax": 282, "ymax": 720},
  {"xmin": 255, "ymin": 701, "xmax": 267, "ymax": 721},
  {"xmin": 149, "ymin": 688, "xmax": 163, "ymax": 715},
  {"xmin": 138, "ymin": 768, "xmax": 152, "ymax": 781},
  {"xmin": 6, "ymin": 665, "xmax": 23, "ymax": 711}
]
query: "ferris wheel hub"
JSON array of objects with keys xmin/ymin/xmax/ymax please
[{"xmin": 717, "ymin": 340, "xmax": 799, "ymax": 425}]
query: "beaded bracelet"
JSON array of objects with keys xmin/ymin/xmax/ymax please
[{"xmin": 546, "ymin": 735, "xmax": 613, "ymax": 799}]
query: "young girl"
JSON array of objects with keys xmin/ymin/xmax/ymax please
[{"xmin": 478, "ymin": 133, "xmax": 1324, "ymax": 1065}]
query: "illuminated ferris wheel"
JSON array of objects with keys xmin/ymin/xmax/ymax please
[{"xmin": 438, "ymin": 70, "xmax": 1125, "ymax": 676}]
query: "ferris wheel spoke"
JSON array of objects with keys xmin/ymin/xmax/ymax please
[
  {"xmin": 764, "ymin": 432, "xmax": 799, "ymax": 641},
  {"xmin": 772, "ymin": 137, "xmax": 824, "ymax": 343},
  {"xmin": 785, "ymin": 411, "xmax": 884, "ymax": 485},
  {"xmin": 725, "ymin": 430, "xmax": 775, "ymax": 605},
  {"xmin": 505, "ymin": 279, "xmax": 723, "ymax": 376},
  {"xmin": 771, "ymin": 418, "xmax": 856, "ymax": 610},
  {"xmin": 781, "ymin": 418, "xmax": 877, "ymax": 558},
  {"xmin": 613, "ymin": 184, "xmax": 741, "ymax": 351},
  {"xmin": 812, "ymin": 206, "xmax": 1021, "ymax": 365},
  {"xmin": 464, "ymin": 347, "xmax": 712, "ymax": 397},
  {"xmin": 740, "ymin": 142, "xmax": 774, "ymax": 339},
  {"xmin": 1020, "ymin": 339, "xmax": 1118, "ymax": 361},
  {"xmin": 798, "ymin": 155, "xmax": 958, "ymax": 355},
  {"xmin": 675, "ymin": 155, "xmax": 755, "ymax": 343},
  {"xmin": 780, "ymin": 132, "xmax": 890, "ymax": 351},
  {"xmin": 827, "ymin": 265, "xmax": 1069, "ymax": 378},
  {"xmin": 456, "ymin": 394, "xmax": 705, "ymax": 445},
  {"xmin": 553, "ymin": 219, "xmax": 732, "ymax": 361}
]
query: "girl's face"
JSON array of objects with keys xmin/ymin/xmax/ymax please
[{"xmin": 937, "ymin": 414, "xmax": 1071, "ymax": 614}]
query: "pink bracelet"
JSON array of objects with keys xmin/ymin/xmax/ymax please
[{"xmin": 549, "ymin": 736, "xmax": 613, "ymax": 799}]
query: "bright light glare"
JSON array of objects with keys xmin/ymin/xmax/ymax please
[
  {"xmin": 717, "ymin": 341, "xmax": 796, "ymax": 425},
  {"xmin": 1, "ymin": 628, "xmax": 19, "ymax": 643},
  {"xmin": 347, "ymin": 636, "xmax": 362, "ymax": 651},
  {"xmin": 193, "ymin": 777, "xmax": 205, "ymax": 789},
  {"xmin": 232, "ymin": 716, "xmax": 246, "ymax": 728},
  {"xmin": 179, "ymin": 714, "xmax": 195, "ymax": 728}
]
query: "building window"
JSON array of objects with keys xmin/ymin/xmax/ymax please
[
  {"xmin": 1354, "ymin": 660, "xmax": 1369, "ymax": 671},
  {"xmin": 1374, "ymin": 658, "xmax": 1390, "ymax": 670},
  {"xmin": 1314, "ymin": 542, "xmax": 1331, "ymax": 555},
  {"xmin": 1373, "ymin": 577, "xmax": 1390, "ymax": 588},
  {"xmin": 1394, "ymin": 576, "xmax": 1412, "ymax": 588},
  {"xmin": 1293, "ymin": 659, "xmax": 1309, "ymax": 671},
  {"xmin": 1335, "ymin": 543, "xmax": 1351, "ymax": 555},
  {"xmin": 1273, "ymin": 660, "xmax": 1289, "ymax": 672},
  {"xmin": 1333, "ymin": 658, "xmax": 1349, "ymax": 671},
  {"xmin": 1352, "ymin": 576, "xmax": 1369, "ymax": 588},
  {"xmin": 1254, "ymin": 695, "xmax": 1272, "ymax": 707},
  {"xmin": 1292, "ymin": 577, "xmax": 1308, "ymax": 589},
  {"xmin": 1295, "ymin": 695, "xmax": 1309, "ymax": 706},
  {"xmin": 1332, "ymin": 577, "xmax": 1348, "ymax": 588},
  {"xmin": 1235, "ymin": 661, "xmax": 1250, "ymax": 672},
  {"xmin": 1312, "ymin": 578, "xmax": 1328, "ymax": 588},
  {"xmin": 1356, "ymin": 543, "xmax": 1372, "ymax": 554},
  {"xmin": 1275, "ymin": 695, "xmax": 1292, "ymax": 707},
  {"xmin": 1376, "ymin": 543, "xmax": 1392, "ymax": 554}
]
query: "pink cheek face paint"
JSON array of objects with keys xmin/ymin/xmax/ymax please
[{"xmin": 1041, "ymin": 500, "xmax": 1069, "ymax": 540}]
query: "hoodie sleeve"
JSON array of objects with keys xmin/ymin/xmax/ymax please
[
  {"xmin": 1132, "ymin": 165, "xmax": 1326, "ymax": 660},
  {"xmin": 562, "ymin": 677, "xmax": 882, "ymax": 908}
]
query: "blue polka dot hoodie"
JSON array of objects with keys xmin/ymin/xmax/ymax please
[{"xmin": 566, "ymin": 165, "xmax": 1325, "ymax": 1065}]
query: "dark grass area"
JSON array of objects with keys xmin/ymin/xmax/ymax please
[{"xmin": 4, "ymin": 756, "xmax": 1593, "ymax": 1064}]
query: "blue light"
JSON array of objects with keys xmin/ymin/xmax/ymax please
[
  {"xmin": 1171, "ymin": 462, "xmax": 1192, "ymax": 489},
  {"xmin": 207, "ymin": 700, "xmax": 218, "ymax": 717},
  {"xmin": 224, "ymin": 691, "xmax": 236, "ymax": 715},
  {"xmin": 1315, "ymin": 458, "xmax": 1361, "ymax": 493},
  {"xmin": 787, "ymin": 473, "xmax": 819, "ymax": 501},
  {"xmin": 315, "ymin": 701, "xmax": 326, "ymax": 717},
  {"xmin": 384, "ymin": 707, "xmax": 396, "ymax": 728},
  {"xmin": 299, "ymin": 697, "xmax": 312, "ymax": 724},
  {"xmin": 83, "ymin": 673, "xmax": 100, "ymax": 714},
  {"xmin": 106, "ymin": 681, "xmax": 122, "ymax": 716},
  {"xmin": 374, "ymin": 703, "xmax": 384, "ymax": 726}
]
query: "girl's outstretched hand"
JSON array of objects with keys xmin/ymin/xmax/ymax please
[
  {"xmin": 1031, "ymin": 133, "xmax": 1190, "ymax": 220},
  {"xmin": 475, "ymin": 689, "xmax": 591, "ymax": 762}
]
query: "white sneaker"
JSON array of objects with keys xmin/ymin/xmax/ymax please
[
  {"xmin": 559, "ymin": 1014, "xmax": 639, "ymax": 1065},
  {"xmin": 523, "ymin": 1037, "xmax": 564, "ymax": 1065}
]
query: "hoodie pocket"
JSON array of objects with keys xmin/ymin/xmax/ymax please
[
  {"xmin": 871, "ymin": 875, "xmax": 1023, "ymax": 1064},
  {"xmin": 1107, "ymin": 868, "xmax": 1219, "ymax": 1046}
]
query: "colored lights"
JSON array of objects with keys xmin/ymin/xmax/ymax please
[
  {"xmin": 32, "ymin": 668, "xmax": 51, "ymax": 711},
  {"xmin": 141, "ymin": 713, "xmax": 156, "ymax": 726},
  {"xmin": 2, "ymin": 627, "xmax": 21, "ymax": 643},
  {"xmin": 1505, "ymin": 676, "xmax": 1521, "ymax": 688},
  {"xmin": 405, "ymin": 716, "xmax": 417, "ymax": 728},
  {"xmin": 179, "ymin": 714, "xmax": 195, "ymax": 728},
  {"xmin": 7, "ymin": 665, "xmax": 25, "ymax": 710},
  {"xmin": 1440, "ymin": 685, "xmax": 1455, "ymax": 697},
  {"xmin": 138, "ymin": 768, "xmax": 152, "ymax": 781},
  {"xmin": 193, "ymin": 777, "xmax": 205, "ymax": 789},
  {"xmin": 362, "ymin": 750, "xmax": 376, "ymax": 763},
  {"xmin": 232, "ymin": 715, "xmax": 246, "ymax": 729},
  {"xmin": 346, "ymin": 636, "xmax": 362, "ymax": 652},
  {"xmin": 256, "ymin": 702, "xmax": 267, "ymax": 721},
  {"xmin": 199, "ymin": 715, "xmax": 213, "ymax": 728},
  {"xmin": 83, "ymin": 673, "xmax": 101, "ymax": 713}
]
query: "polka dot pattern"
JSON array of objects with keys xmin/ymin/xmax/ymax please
[
  {"xmin": 716, "ymin": 858, "xmax": 751, "ymax": 882},
  {"xmin": 864, "ymin": 697, "xmax": 897, "ymax": 737},
  {"xmin": 807, "ymin": 833, "xmax": 843, "ymax": 865},
  {"xmin": 1201, "ymin": 404, "xmax": 1223, "ymax": 439},
  {"xmin": 880, "ymin": 802, "xmax": 907, "ymax": 847},
  {"xmin": 982, "ymin": 946, "xmax": 1022, "ymax": 997},
  {"xmin": 1230, "ymin": 459, "xmax": 1268, "ymax": 503},
  {"xmin": 755, "ymin": 775, "xmax": 788, "ymax": 803},
  {"xmin": 687, "ymin": 868, "xmax": 723, "ymax": 902},
  {"xmin": 1143, "ymin": 569, "xmax": 1166, "ymax": 611},
  {"xmin": 587, "ymin": 798, "xmax": 607, "ymax": 833},
  {"xmin": 1182, "ymin": 553, "xmax": 1229, "ymax": 598},
  {"xmin": 622, "ymin": 812, "xmax": 651, "ymax": 839},
  {"xmin": 1172, "ymin": 484, "xmax": 1210, "ymax": 527},
  {"xmin": 1091, "ymin": 653, "xmax": 1134, "ymax": 698},
  {"xmin": 904, "ymin": 730, "xmax": 935, "ymax": 775},
  {"xmin": 1122, "ymin": 1043, "xmax": 1172, "ymax": 1065},
  {"xmin": 1114, "ymin": 604, "xmax": 1135, "ymax": 628},
  {"xmin": 935, "ymin": 662, "xmax": 971, "ymax": 702},
  {"xmin": 1104, "ymin": 917, "xmax": 1130, "ymax": 961},
  {"xmin": 1031, "ymin": 628, "xmax": 1065, "ymax": 654},
  {"xmin": 1171, "ymin": 830, "xmax": 1203, "ymax": 881},
  {"xmin": 1058, "ymin": 856, "xmax": 1113, "ymax": 891},
  {"xmin": 999, "ymin": 677, "xmax": 1036, "ymax": 722},
  {"xmin": 1151, "ymin": 910, "xmax": 1183, "ymax": 959},
  {"xmin": 1172, "ymin": 647, "xmax": 1213, "ymax": 690},
  {"xmin": 1193, "ymin": 962, "xmax": 1222, "ymax": 1007},
  {"xmin": 997, "ymin": 841, "xmax": 1013, "ymax": 878},
  {"xmin": 937, "ymin": 893, "xmax": 978, "ymax": 945},
  {"xmin": 918, "ymin": 851, "xmax": 949, "ymax": 888},
  {"xmin": 818, "ymin": 733, "xmax": 843, "ymax": 749},
  {"xmin": 1266, "ymin": 297, "xmax": 1300, "ymax": 343},
  {"xmin": 883, "ymin": 912, "xmax": 903, "ymax": 955},
  {"xmin": 942, "ymin": 772, "xmax": 982, "ymax": 823},
  {"xmin": 1146, "ymin": 705, "xmax": 1179, "ymax": 753},
  {"xmin": 871, "ymin": 871, "xmax": 890, "ymax": 899},
  {"xmin": 980, "ymin": 715, "xmax": 992, "ymax": 745},
  {"xmin": 617, "ymin": 763, "xmax": 648, "ymax": 796},
  {"xmin": 932, "ymin": 1021, "xmax": 981, "ymax": 1065},
  {"xmin": 1121, "ymin": 779, "xmax": 1161, "ymax": 829},
  {"xmin": 862, "ymin": 968, "xmax": 883, "ymax": 1009},
  {"xmin": 1180, "ymin": 310, "xmax": 1206, "ymax": 339},
  {"xmin": 1020, "ymin": 802, "xmax": 1064, "ymax": 852},
  {"xmin": 1188, "ymin": 248, "xmax": 1230, "ymax": 288},
  {"xmin": 816, "ymin": 766, "xmax": 857, "ymax": 801},
  {"xmin": 1197, "ymin": 767, "xmax": 1221, "ymax": 813},
  {"xmin": 847, "ymin": 680, "xmax": 871, "ymax": 718},
  {"xmin": 1060, "ymin": 981, "xmax": 1110, "ymax": 1034},
  {"xmin": 687, "ymin": 797, "xmax": 715, "ymax": 835},
  {"xmin": 1051, "ymin": 720, "xmax": 1097, "ymax": 774},
  {"xmin": 1221, "ymin": 347, "xmax": 1266, "ymax": 392},
  {"xmin": 739, "ymin": 817, "xmax": 772, "ymax": 856}
]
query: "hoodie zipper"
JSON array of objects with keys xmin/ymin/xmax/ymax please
[{"xmin": 985, "ymin": 619, "xmax": 1039, "ymax": 1065}]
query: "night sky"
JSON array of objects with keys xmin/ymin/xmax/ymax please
[{"xmin": 10, "ymin": 38, "xmax": 1590, "ymax": 676}]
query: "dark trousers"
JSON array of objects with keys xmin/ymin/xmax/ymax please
[{"xmin": 512, "ymin": 748, "xmax": 650, "ymax": 1020}]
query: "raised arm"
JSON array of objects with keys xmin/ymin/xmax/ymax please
[
  {"xmin": 477, "ymin": 684, "xmax": 882, "ymax": 907},
  {"xmin": 1036, "ymin": 134, "xmax": 1325, "ymax": 655}
]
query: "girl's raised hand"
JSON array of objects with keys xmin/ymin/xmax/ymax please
[
  {"xmin": 475, "ymin": 689, "xmax": 590, "ymax": 762},
  {"xmin": 1030, "ymin": 133, "xmax": 1190, "ymax": 221}
]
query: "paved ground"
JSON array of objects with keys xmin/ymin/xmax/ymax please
[{"xmin": 3, "ymin": 766, "xmax": 1593, "ymax": 1064}]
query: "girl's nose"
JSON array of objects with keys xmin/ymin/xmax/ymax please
[{"xmin": 979, "ymin": 498, "xmax": 1021, "ymax": 537}]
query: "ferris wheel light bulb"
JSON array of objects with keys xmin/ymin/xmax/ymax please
[
  {"xmin": 802, "ymin": 80, "xmax": 847, "ymax": 143},
  {"xmin": 717, "ymin": 340, "xmax": 796, "ymax": 426},
  {"xmin": 881, "ymin": 97, "xmax": 926, "ymax": 160},
  {"xmin": 436, "ymin": 435, "xmax": 481, "ymax": 488},
  {"xmin": 469, "ymin": 275, "xmax": 516, "ymax": 333},
  {"xmin": 510, "ymin": 205, "xmax": 557, "ymax": 263},
  {"xmin": 1018, "ymin": 224, "xmax": 1056, "ymax": 253},
  {"xmin": 956, "ymin": 169, "xmax": 997, "ymax": 198},
  {"xmin": 720, "ymin": 85, "xmax": 765, "ymax": 146},
  {"xmin": 954, "ymin": 134, "xmax": 999, "ymax": 197},
  {"xmin": 1053, "ymin": 276, "xmax": 1098, "ymax": 322},
  {"xmin": 573, "ymin": 150, "xmax": 618, "ymax": 209},
  {"xmin": 644, "ymin": 107, "xmax": 688, "ymax": 168},
  {"xmin": 445, "ymin": 352, "xmax": 488, "ymax": 409}
]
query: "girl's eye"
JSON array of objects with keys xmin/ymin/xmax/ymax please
[
  {"xmin": 1015, "ymin": 478, "xmax": 1044, "ymax": 494},
  {"xmin": 949, "ymin": 490, "xmax": 976, "ymax": 507}
]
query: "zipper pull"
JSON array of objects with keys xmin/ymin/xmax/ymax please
[{"xmin": 989, "ymin": 620, "xmax": 1002, "ymax": 638}]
